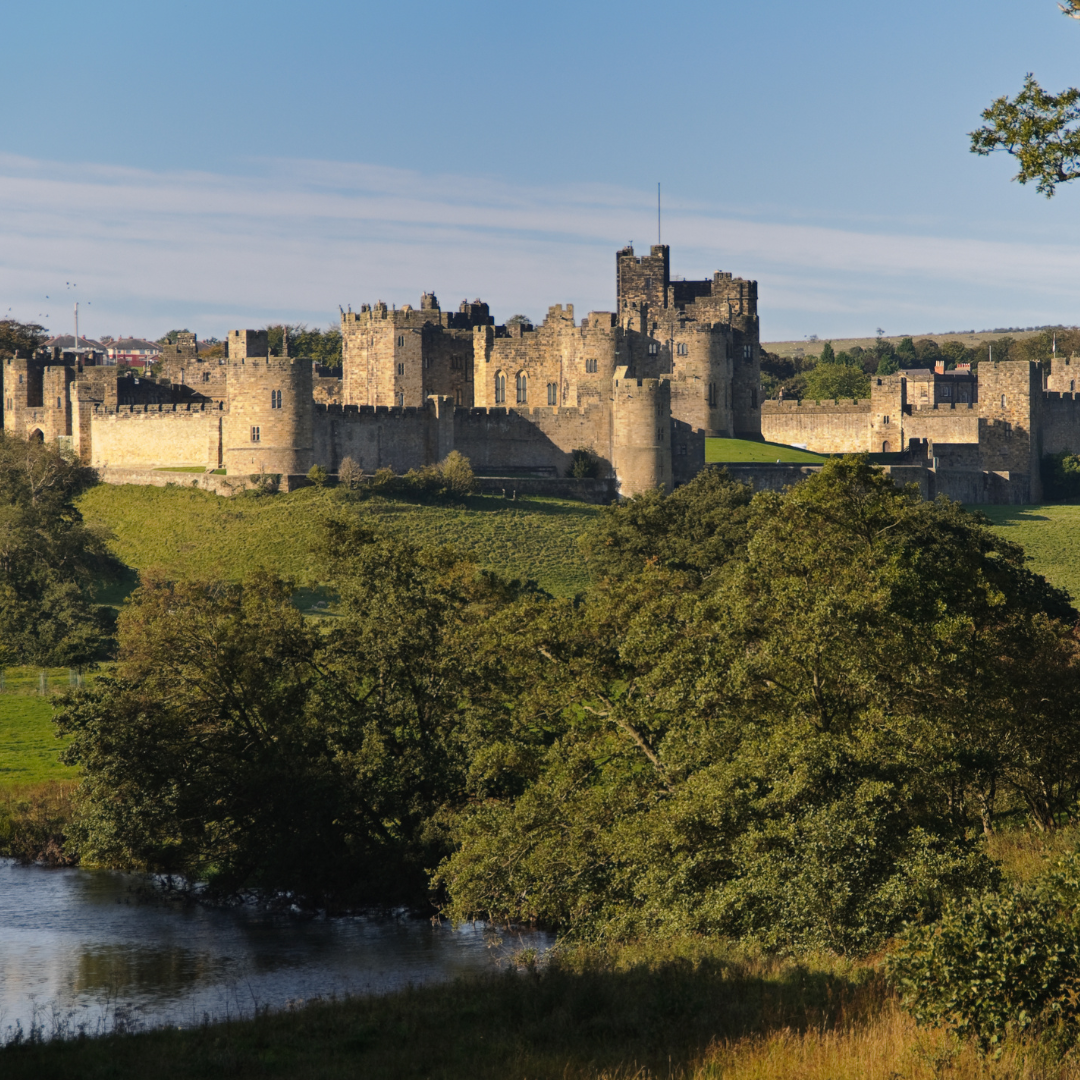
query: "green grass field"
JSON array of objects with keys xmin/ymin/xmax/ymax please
[
  {"xmin": 706, "ymin": 437, "xmax": 827, "ymax": 464},
  {"xmin": 0, "ymin": 676, "xmax": 79, "ymax": 786},
  {"xmin": 975, "ymin": 504, "xmax": 1080, "ymax": 604},
  {"xmin": 76, "ymin": 484, "xmax": 601, "ymax": 599}
]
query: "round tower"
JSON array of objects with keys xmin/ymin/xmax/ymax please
[
  {"xmin": 611, "ymin": 368, "xmax": 673, "ymax": 497},
  {"xmin": 223, "ymin": 338, "xmax": 313, "ymax": 476}
]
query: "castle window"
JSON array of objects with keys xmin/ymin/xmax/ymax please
[
  {"xmin": 1071, "ymin": 380, "xmax": 1075, "ymax": 393},
  {"xmin": 57, "ymin": 397, "xmax": 61, "ymax": 408},
  {"xmin": 251, "ymin": 426, "xmax": 260, "ymax": 443},
  {"xmin": 494, "ymin": 372, "xmax": 506, "ymax": 405},
  {"xmin": 451, "ymin": 355, "xmax": 463, "ymax": 371},
  {"xmin": 18, "ymin": 374, "xmax": 22, "ymax": 385},
  {"xmin": 751, "ymin": 389, "xmax": 757, "ymax": 408},
  {"xmin": 708, "ymin": 382, "xmax": 718, "ymax": 408},
  {"xmin": 516, "ymin": 372, "xmax": 527, "ymax": 405},
  {"xmin": 397, "ymin": 335, "xmax": 404, "ymax": 347},
  {"xmin": 743, "ymin": 345, "xmax": 752, "ymax": 360},
  {"xmin": 657, "ymin": 428, "xmax": 663, "ymax": 441},
  {"xmin": 1001, "ymin": 394, "xmax": 1007, "ymax": 408},
  {"xmin": 1005, "ymin": 421, "xmax": 1013, "ymax": 437},
  {"xmin": 454, "ymin": 389, "xmax": 463, "ymax": 406},
  {"xmin": 676, "ymin": 342, "xmax": 688, "ymax": 356},
  {"xmin": 397, "ymin": 363, "xmax": 404, "ymax": 376},
  {"xmin": 398, "ymin": 393, "xmax": 404, "ymax": 406},
  {"xmin": 270, "ymin": 389, "xmax": 282, "ymax": 409},
  {"xmin": 883, "ymin": 415, "xmax": 890, "ymax": 425},
  {"xmin": 644, "ymin": 277, "xmax": 652, "ymax": 288},
  {"xmin": 203, "ymin": 371, "xmax": 210, "ymax": 382},
  {"xmin": 648, "ymin": 343, "xmax": 658, "ymax": 355},
  {"xmin": 547, "ymin": 382, "xmax": 557, "ymax": 406},
  {"xmin": 585, "ymin": 358, "xmax": 598, "ymax": 373},
  {"xmin": 941, "ymin": 384, "xmax": 951, "ymax": 398}
]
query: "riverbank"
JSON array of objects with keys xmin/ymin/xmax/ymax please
[{"xmin": 1, "ymin": 938, "xmax": 1071, "ymax": 1080}]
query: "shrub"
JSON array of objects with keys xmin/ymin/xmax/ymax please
[
  {"xmin": 1042, "ymin": 450, "xmax": 1080, "ymax": 501},
  {"xmin": 569, "ymin": 447, "xmax": 601, "ymax": 478},
  {"xmin": 338, "ymin": 456, "xmax": 364, "ymax": 490},
  {"xmin": 888, "ymin": 859, "xmax": 1080, "ymax": 1053},
  {"xmin": 438, "ymin": 451, "xmax": 475, "ymax": 496},
  {"xmin": 307, "ymin": 463, "xmax": 328, "ymax": 487}
]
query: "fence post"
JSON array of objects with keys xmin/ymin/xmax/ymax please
[{"xmin": 39, "ymin": 670, "xmax": 47, "ymax": 696}]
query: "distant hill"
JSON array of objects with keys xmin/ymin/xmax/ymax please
[{"xmin": 763, "ymin": 328, "xmax": 1076, "ymax": 360}]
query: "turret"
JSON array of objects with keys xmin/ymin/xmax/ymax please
[
  {"xmin": 611, "ymin": 367, "xmax": 673, "ymax": 497},
  {"xmin": 223, "ymin": 331, "xmax": 313, "ymax": 475}
]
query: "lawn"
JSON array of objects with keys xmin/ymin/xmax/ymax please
[
  {"xmin": 975, "ymin": 503, "xmax": 1080, "ymax": 604},
  {"xmin": 0, "ymin": 680, "xmax": 78, "ymax": 787},
  {"xmin": 706, "ymin": 437, "xmax": 827, "ymax": 464},
  {"xmin": 76, "ymin": 484, "xmax": 601, "ymax": 599}
]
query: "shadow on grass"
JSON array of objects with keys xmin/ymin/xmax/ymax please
[
  {"xmin": 0, "ymin": 951, "xmax": 883, "ymax": 1080},
  {"xmin": 964, "ymin": 505, "xmax": 1052, "ymax": 525}
]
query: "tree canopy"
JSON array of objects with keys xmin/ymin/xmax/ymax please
[
  {"xmin": 0, "ymin": 435, "xmax": 123, "ymax": 666},
  {"xmin": 970, "ymin": 4, "xmax": 1080, "ymax": 196},
  {"xmin": 55, "ymin": 461, "xmax": 1080, "ymax": 951}
]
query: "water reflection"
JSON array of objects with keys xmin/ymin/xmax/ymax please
[{"xmin": 0, "ymin": 859, "xmax": 550, "ymax": 1039}]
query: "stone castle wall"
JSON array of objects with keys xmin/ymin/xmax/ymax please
[
  {"xmin": 89, "ymin": 404, "xmax": 221, "ymax": 469},
  {"xmin": 760, "ymin": 400, "xmax": 871, "ymax": 453}
]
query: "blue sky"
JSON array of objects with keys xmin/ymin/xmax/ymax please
[{"xmin": 2, "ymin": 0, "xmax": 1079, "ymax": 341}]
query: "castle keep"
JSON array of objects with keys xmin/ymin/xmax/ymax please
[{"xmin": 1, "ymin": 247, "xmax": 762, "ymax": 498}]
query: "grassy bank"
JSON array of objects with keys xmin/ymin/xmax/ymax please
[
  {"xmin": 705, "ymin": 438, "xmax": 826, "ymax": 464},
  {"xmin": 76, "ymin": 485, "xmax": 601, "ymax": 598},
  {"xmin": 976, "ymin": 504, "xmax": 1080, "ymax": 603},
  {"xmin": 1, "ymin": 938, "xmax": 1071, "ymax": 1079}
]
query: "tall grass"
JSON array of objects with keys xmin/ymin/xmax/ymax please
[{"xmin": 5, "ymin": 937, "xmax": 1079, "ymax": 1078}]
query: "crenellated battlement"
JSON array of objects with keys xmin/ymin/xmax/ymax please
[{"xmin": 93, "ymin": 402, "xmax": 223, "ymax": 415}]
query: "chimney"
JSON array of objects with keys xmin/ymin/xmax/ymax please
[{"xmin": 934, "ymin": 361, "xmax": 945, "ymax": 374}]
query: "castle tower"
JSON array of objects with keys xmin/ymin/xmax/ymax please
[
  {"xmin": 870, "ymin": 374, "xmax": 906, "ymax": 454},
  {"xmin": 976, "ymin": 360, "xmax": 1042, "ymax": 501},
  {"xmin": 223, "ymin": 330, "xmax": 313, "ymax": 475},
  {"xmin": 611, "ymin": 366, "xmax": 673, "ymax": 497}
]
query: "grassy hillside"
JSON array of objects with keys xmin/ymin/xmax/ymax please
[
  {"xmin": 0, "ymin": 687, "xmax": 77, "ymax": 786},
  {"xmin": 764, "ymin": 328, "xmax": 1046, "ymax": 359},
  {"xmin": 76, "ymin": 484, "xmax": 601, "ymax": 599},
  {"xmin": 976, "ymin": 504, "xmax": 1080, "ymax": 604},
  {"xmin": 706, "ymin": 437, "xmax": 826, "ymax": 464}
]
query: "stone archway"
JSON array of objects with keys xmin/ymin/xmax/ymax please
[{"xmin": 27, "ymin": 428, "xmax": 43, "ymax": 443}]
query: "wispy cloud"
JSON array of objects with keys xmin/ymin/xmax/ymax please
[{"xmin": 0, "ymin": 153, "xmax": 1076, "ymax": 341}]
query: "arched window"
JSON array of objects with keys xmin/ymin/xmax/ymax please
[
  {"xmin": 547, "ymin": 382, "xmax": 557, "ymax": 406},
  {"xmin": 707, "ymin": 383, "xmax": 717, "ymax": 407},
  {"xmin": 494, "ymin": 372, "xmax": 506, "ymax": 405},
  {"xmin": 516, "ymin": 372, "xmax": 527, "ymax": 405},
  {"xmin": 1071, "ymin": 381, "xmax": 1075, "ymax": 393},
  {"xmin": 1001, "ymin": 394, "xmax": 1007, "ymax": 408}
]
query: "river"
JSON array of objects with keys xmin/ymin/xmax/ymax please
[{"xmin": 0, "ymin": 859, "xmax": 551, "ymax": 1041}]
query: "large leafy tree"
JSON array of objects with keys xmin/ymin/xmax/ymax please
[
  {"xmin": 0, "ymin": 434, "xmax": 121, "ymax": 666},
  {"xmin": 439, "ymin": 460, "xmax": 1080, "ymax": 952},
  {"xmin": 0, "ymin": 319, "xmax": 48, "ymax": 358},
  {"xmin": 970, "ymin": 3, "xmax": 1080, "ymax": 196}
]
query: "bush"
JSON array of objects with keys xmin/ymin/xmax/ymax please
[
  {"xmin": 569, "ymin": 447, "xmax": 601, "ymax": 478},
  {"xmin": 338, "ymin": 456, "xmax": 364, "ymax": 490},
  {"xmin": 438, "ymin": 451, "xmax": 475, "ymax": 496},
  {"xmin": 888, "ymin": 856, "xmax": 1080, "ymax": 1053},
  {"xmin": 1042, "ymin": 450, "xmax": 1080, "ymax": 501}
]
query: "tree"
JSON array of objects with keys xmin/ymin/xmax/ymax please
[
  {"xmin": 439, "ymin": 460, "xmax": 1080, "ymax": 951},
  {"xmin": 0, "ymin": 434, "xmax": 122, "ymax": 667},
  {"xmin": 580, "ymin": 467, "xmax": 753, "ymax": 580},
  {"xmin": 803, "ymin": 360, "xmax": 871, "ymax": 401},
  {"xmin": 970, "ymin": 5, "xmax": 1080, "ymax": 196},
  {"xmin": 0, "ymin": 319, "xmax": 47, "ymax": 358},
  {"xmin": 156, "ymin": 329, "xmax": 190, "ymax": 346},
  {"xmin": 819, "ymin": 341, "xmax": 836, "ymax": 363}
]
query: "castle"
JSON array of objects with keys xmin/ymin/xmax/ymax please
[
  {"xmin": 760, "ymin": 358, "xmax": 1080, "ymax": 503},
  {"xmin": 0, "ymin": 245, "xmax": 762, "ymax": 498}
]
